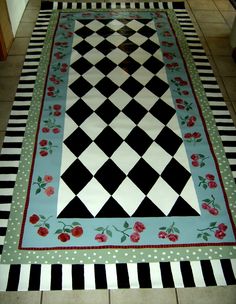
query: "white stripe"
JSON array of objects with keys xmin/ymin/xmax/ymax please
[
  {"xmin": 0, "ymin": 265, "xmax": 10, "ymax": 291},
  {"xmin": 224, "ymin": 146, "xmax": 236, "ymax": 152},
  {"xmin": 127, "ymin": 263, "xmax": 139, "ymax": 288},
  {"xmin": 62, "ymin": 264, "xmax": 72, "ymax": 290},
  {"xmin": 10, "ymin": 110, "xmax": 29, "ymax": 116},
  {"xmin": 0, "ymin": 174, "xmax": 17, "ymax": 181},
  {"xmin": 111, "ymin": 2, "xmax": 116, "ymax": 9},
  {"xmin": 0, "ymin": 235, "xmax": 5, "ymax": 244},
  {"xmin": 0, "ymin": 204, "xmax": 11, "ymax": 211},
  {"xmin": 218, "ymin": 126, "xmax": 236, "ymax": 131},
  {"xmin": 149, "ymin": 262, "xmax": 163, "ymax": 288},
  {"xmin": 72, "ymin": 3, "xmax": 77, "ymax": 9},
  {"xmin": 82, "ymin": 3, "xmax": 87, "ymax": 9},
  {"xmin": 62, "ymin": 2, "xmax": 67, "ymax": 9},
  {"xmin": 40, "ymin": 264, "xmax": 51, "ymax": 291},
  {"xmin": 221, "ymin": 135, "xmax": 236, "ymax": 141},
  {"xmin": 170, "ymin": 262, "xmax": 184, "ymax": 287},
  {"xmin": 201, "ymin": 76, "xmax": 216, "ymax": 81},
  {"xmin": 0, "ymin": 219, "xmax": 8, "ymax": 227},
  {"xmin": 18, "ymin": 264, "xmax": 31, "ymax": 291},
  {"xmin": 190, "ymin": 261, "xmax": 205, "ymax": 287},
  {"xmin": 215, "ymin": 118, "xmax": 234, "ymax": 123},
  {"xmin": 19, "ymin": 76, "xmax": 36, "ymax": 81},
  {"xmin": 210, "ymin": 260, "xmax": 226, "ymax": 285},
  {"xmin": 212, "ymin": 110, "xmax": 230, "ymax": 115},
  {"xmin": 149, "ymin": 2, "xmax": 154, "ymax": 9},
  {"xmin": 102, "ymin": 2, "xmax": 106, "ymax": 9},
  {"xmin": 130, "ymin": 2, "xmax": 136, "ymax": 9},
  {"xmin": 0, "ymin": 161, "xmax": 19, "ymax": 167},
  {"xmin": 105, "ymin": 264, "xmax": 118, "ymax": 289},
  {"xmin": 140, "ymin": 2, "xmax": 145, "ymax": 9},
  {"xmin": 121, "ymin": 2, "xmax": 126, "ymax": 9},
  {"xmin": 3, "ymin": 137, "xmax": 23, "ymax": 143},
  {"xmin": 0, "ymin": 188, "xmax": 13, "ymax": 196},
  {"xmin": 84, "ymin": 264, "xmax": 95, "ymax": 289},
  {"xmin": 92, "ymin": 2, "xmax": 97, "ymax": 9}
]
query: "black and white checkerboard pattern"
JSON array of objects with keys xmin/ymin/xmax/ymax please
[{"xmin": 0, "ymin": 1, "xmax": 236, "ymax": 291}]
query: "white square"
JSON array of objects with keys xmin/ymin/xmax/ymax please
[
  {"xmin": 74, "ymin": 20, "xmax": 85, "ymax": 31},
  {"xmin": 106, "ymin": 33, "xmax": 127, "ymax": 47},
  {"xmin": 82, "ymin": 87, "xmax": 106, "ymax": 110},
  {"xmin": 107, "ymin": 66, "xmax": 129, "ymax": 86},
  {"xmin": 135, "ymin": 87, "xmax": 158, "ymax": 110},
  {"xmin": 109, "ymin": 112, "xmax": 135, "ymax": 139},
  {"xmin": 107, "ymin": 19, "xmax": 125, "ymax": 31},
  {"xmin": 84, "ymin": 48, "xmax": 104, "ymax": 64},
  {"xmin": 129, "ymin": 32, "xmax": 148, "ymax": 45},
  {"xmin": 85, "ymin": 33, "xmax": 104, "ymax": 47},
  {"xmin": 130, "ymin": 47, "xmax": 151, "ymax": 64},
  {"xmin": 80, "ymin": 112, "xmax": 107, "ymax": 140},
  {"xmin": 109, "ymin": 88, "xmax": 132, "ymax": 110},
  {"xmin": 138, "ymin": 112, "xmax": 164, "ymax": 140},
  {"xmin": 85, "ymin": 20, "xmax": 105, "ymax": 32},
  {"xmin": 63, "ymin": 114, "xmax": 78, "ymax": 139},
  {"xmin": 83, "ymin": 66, "xmax": 104, "ymax": 86},
  {"xmin": 126, "ymin": 20, "xmax": 144, "ymax": 31},
  {"xmin": 132, "ymin": 66, "xmax": 153, "ymax": 85},
  {"xmin": 107, "ymin": 48, "xmax": 128, "ymax": 65}
]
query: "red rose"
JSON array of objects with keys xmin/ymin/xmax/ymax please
[
  {"xmin": 37, "ymin": 227, "xmax": 49, "ymax": 237},
  {"xmin": 40, "ymin": 150, "xmax": 48, "ymax": 157},
  {"xmin": 53, "ymin": 128, "xmax": 60, "ymax": 134},
  {"xmin": 53, "ymin": 104, "xmax": 61, "ymax": 110},
  {"xmin": 177, "ymin": 104, "xmax": 185, "ymax": 110},
  {"xmin": 215, "ymin": 230, "xmax": 226, "ymax": 240},
  {"xmin": 130, "ymin": 232, "xmax": 140, "ymax": 243},
  {"xmin": 39, "ymin": 140, "xmax": 48, "ymax": 147},
  {"xmin": 44, "ymin": 186, "xmax": 54, "ymax": 196},
  {"xmin": 29, "ymin": 214, "xmax": 40, "ymax": 224},
  {"xmin": 202, "ymin": 202, "xmax": 210, "ymax": 210},
  {"xmin": 60, "ymin": 68, "xmax": 67, "ymax": 72},
  {"xmin": 175, "ymin": 77, "xmax": 182, "ymax": 82},
  {"xmin": 54, "ymin": 111, "xmax": 61, "ymax": 116},
  {"xmin": 192, "ymin": 132, "xmax": 201, "ymax": 138},
  {"xmin": 218, "ymin": 223, "xmax": 227, "ymax": 232},
  {"xmin": 95, "ymin": 233, "xmax": 108, "ymax": 242},
  {"xmin": 187, "ymin": 120, "xmax": 195, "ymax": 127},
  {"xmin": 58, "ymin": 232, "xmax": 70, "ymax": 242},
  {"xmin": 208, "ymin": 181, "xmax": 217, "ymax": 189},
  {"xmin": 47, "ymin": 86, "xmax": 55, "ymax": 91},
  {"xmin": 179, "ymin": 81, "xmax": 188, "ymax": 86},
  {"xmin": 182, "ymin": 90, "xmax": 189, "ymax": 95},
  {"xmin": 61, "ymin": 63, "xmax": 68, "ymax": 68},
  {"xmin": 42, "ymin": 127, "xmax": 50, "ymax": 133},
  {"xmin": 71, "ymin": 226, "xmax": 83, "ymax": 237},
  {"xmin": 168, "ymin": 234, "xmax": 179, "ymax": 242},
  {"xmin": 192, "ymin": 160, "xmax": 199, "ymax": 167},
  {"xmin": 158, "ymin": 231, "xmax": 168, "ymax": 239},
  {"xmin": 133, "ymin": 221, "xmax": 145, "ymax": 233},
  {"xmin": 184, "ymin": 133, "xmax": 192, "ymax": 139},
  {"xmin": 176, "ymin": 98, "xmax": 183, "ymax": 104},
  {"xmin": 47, "ymin": 91, "xmax": 54, "ymax": 97},
  {"xmin": 191, "ymin": 154, "xmax": 199, "ymax": 161},
  {"xmin": 209, "ymin": 208, "xmax": 219, "ymax": 216},
  {"xmin": 50, "ymin": 76, "xmax": 56, "ymax": 81},
  {"xmin": 44, "ymin": 175, "xmax": 53, "ymax": 183},
  {"xmin": 205, "ymin": 174, "xmax": 215, "ymax": 180}
]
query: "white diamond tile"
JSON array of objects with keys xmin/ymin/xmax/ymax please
[
  {"xmin": 63, "ymin": 114, "xmax": 78, "ymax": 139},
  {"xmin": 135, "ymin": 88, "xmax": 158, "ymax": 110},
  {"xmin": 107, "ymin": 19, "xmax": 125, "ymax": 31},
  {"xmin": 146, "ymin": 20, "xmax": 156, "ymax": 30},
  {"xmin": 86, "ymin": 20, "xmax": 105, "ymax": 31},
  {"xmin": 80, "ymin": 112, "xmax": 107, "ymax": 140},
  {"xmin": 127, "ymin": 20, "xmax": 145, "ymax": 31},
  {"xmin": 85, "ymin": 33, "xmax": 104, "ymax": 47},
  {"xmin": 129, "ymin": 32, "xmax": 148, "ymax": 45},
  {"xmin": 82, "ymin": 87, "xmax": 106, "ymax": 110},
  {"xmin": 132, "ymin": 66, "xmax": 154, "ymax": 85},
  {"xmin": 60, "ymin": 144, "xmax": 77, "ymax": 174},
  {"xmin": 106, "ymin": 33, "xmax": 127, "ymax": 47},
  {"xmin": 109, "ymin": 112, "xmax": 135, "ymax": 139},
  {"xmin": 84, "ymin": 48, "xmax": 104, "ymax": 64},
  {"xmin": 180, "ymin": 177, "xmax": 201, "ymax": 214},
  {"xmin": 167, "ymin": 114, "xmax": 182, "ymax": 138},
  {"xmin": 66, "ymin": 87, "xmax": 80, "ymax": 108},
  {"xmin": 83, "ymin": 66, "xmax": 104, "ymax": 86},
  {"xmin": 107, "ymin": 66, "xmax": 129, "ymax": 86},
  {"xmin": 138, "ymin": 112, "xmax": 165, "ymax": 140},
  {"xmin": 107, "ymin": 48, "xmax": 128, "ymax": 64},
  {"xmin": 109, "ymin": 88, "xmax": 132, "ymax": 110},
  {"xmin": 130, "ymin": 47, "xmax": 151, "ymax": 64},
  {"xmin": 70, "ymin": 48, "xmax": 82, "ymax": 63},
  {"xmin": 74, "ymin": 20, "xmax": 85, "ymax": 31},
  {"xmin": 57, "ymin": 179, "xmax": 76, "ymax": 216},
  {"xmin": 174, "ymin": 143, "xmax": 191, "ymax": 172}
]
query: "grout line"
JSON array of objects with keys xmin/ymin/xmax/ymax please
[
  {"xmin": 175, "ymin": 288, "xmax": 180, "ymax": 304},
  {"xmin": 40, "ymin": 291, "xmax": 44, "ymax": 304},
  {"xmin": 108, "ymin": 289, "xmax": 111, "ymax": 304}
]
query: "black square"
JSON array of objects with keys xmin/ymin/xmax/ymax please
[
  {"xmin": 69, "ymin": 77, "xmax": 93, "ymax": 97},
  {"xmin": 94, "ymin": 126, "xmax": 123, "ymax": 157},
  {"xmin": 95, "ymin": 77, "xmax": 119, "ymax": 98},
  {"xmin": 119, "ymin": 57, "xmax": 141, "ymax": 75},
  {"xmin": 143, "ymin": 56, "xmax": 165, "ymax": 74},
  {"xmin": 161, "ymin": 158, "xmax": 191, "ymax": 194},
  {"xmin": 120, "ymin": 77, "xmax": 143, "ymax": 97},
  {"xmin": 96, "ymin": 40, "xmax": 116, "ymax": 55},
  {"xmin": 146, "ymin": 76, "xmax": 169, "ymax": 97},
  {"xmin": 122, "ymin": 99, "xmax": 147, "ymax": 124},
  {"xmin": 64, "ymin": 128, "xmax": 92, "ymax": 157},
  {"xmin": 73, "ymin": 40, "xmax": 93, "ymax": 55},
  {"xmin": 71, "ymin": 57, "xmax": 93, "ymax": 75},
  {"xmin": 117, "ymin": 25, "xmax": 136, "ymax": 38},
  {"xmin": 140, "ymin": 39, "xmax": 160, "ymax": 54},
  {"xmin": 125, "ymin": 126, "xmax": 152, "ymax": 156},
  {"xmin": 61, "ymin": 159, "xmax": 93, "ymax": 195},
  {"xmin": 150, "ymin": 99, "xmax": 175, "ymax": 125},
  {"xmin": 155, "ymin": 126, "xmax": 182, "ymax": 156},
  {"xmin": 128, "ymin": 158, "xmax": 159, "ymax": 194},
  {"xmin": 95, "ymin": 159, "xmax": 126, "ymax": 194},
  {"xmin": 137, "ymin": 26, "xmax": 156, "ymax": 38},
  {"xmin": 66, "ymin": 99, "xmax": 93, "ymax": 125},
  {"xmin": 95, "ymin": 100, "xmax": 120, "ymax": 124},
  {"xmin": 118, "ymin": 39, "xmax": 139, "ymax": 55},
  {"xmin": 95, "ymin": 57, "xmax": 117, "ymax": 75},
  {"xmin": 97, "ymin": 26, "xmax": 115, "ymax": 37},
  {"xmin": 75, "ymin": 26, "xmax": 94, "ymax": 39}
]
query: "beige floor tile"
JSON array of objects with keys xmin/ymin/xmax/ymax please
[
  {"xmin": 215, "ymin": 74, "xmax": 230, "ymax": 100},
  {"xmin": 206, "ymin": 37, "xmax": 233, "ymax": 56},
  {"xmin": 187, "ymin": 0, "xmax": 218, "ymax": 10},
  {"xmin": 0, "ymin": 77, "xmax": 19, "ymax": 102},
  {"xmin": 0, "ymin": 56, "xmax": 25, "ymax": 77},
  {"xmin": 16, "ymin": 22, "xmax": 35, "ymax": 38},
  {"xmin": 177, "ymin": 286, "xmax": 236, "ymax": 304},
  {"xmin": 21, "ymin": 9, "xmax": 39, "ymax": 23},
  {"xmin": 42, "ymin": 290, "xmax": 109, "ymax": 304},
  {"xmin": 213, "ymin": 55, "xmax": 236, "ymax": 76},
  {"xmin": 199, "ymin": 22, "xmax": 231, "ymax": 38},
  {"xmin": 213, "ymin": 0, "xmax": 235, "ymax": 11},
  {"xmin": 222, "ymin": 76, "xmax": 236, "ymax": 100},
  {"xmin": 0, "ymin": 131, "xmax": 5, "ymax": 151},
  {"xmin": 0, "ymin": 102, "xmax": 13, "ymax": 130},
  {"xmin": 192, "ymin": 10, "xmax": 225, "ymax": 23},
  {"xmin": 221, "ymin": 11, "xmax": 236, "ymax": 28},
  {"xmin": 110, "ymin": 289, "xmax": 177, "ymax": 304},
  {"xmin": 226, "ymin": 101, "xmax": 236, "ymax": 126},
  {"xmin": 27, "ymin": 0, "xmax": 41, "ymax": 9},
  {"xmin": 9, "ymin": 38, "xmax": 30, "ymax": 56},
  {"xmin": 0, "ymin": 291, "xmax": 41, "ymax": 304}
]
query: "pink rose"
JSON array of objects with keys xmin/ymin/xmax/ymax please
[
  {"xmin": 29, "ymin": 214, "xmax": 39, "ymax": 224},
  {"xmin": 95, "ymin": 233, "xmax": 108, "ymax": 242},
  {"xmin": 158, "ymin": 231, "xmax": 168, "ymax": 239},
  {"xmin": 42, "ymin": 127, "xmax": 50, "ymax": 133},
  {"xmin": 130, "ymin": 232, "xmax": 140, "ymax": 243},
  {"xmin": 208, "ymin": 181, "xmax": 217, "ymax": 189},
  {"xmin": 44, "ymin": 175, "xmax": 53, "ymax": 183},
  {"xmin": 218, "ymin": 223, "xmax": 227, "ymax": 232},
  {"xmin": 37, "ymin": 227, "xmax": 49, "ymax": 237},
  {"xmin": 58, "ymin": 233, "xmax": 70, "ymax": 242},
  {"xmin": 71, "ymin": 226, "xmax": 83, "ymax": 237},
  {"xmin": 209, "ymin": 208, "xmax": 219, "ymax": 216},
  {"xmin": 133, "ymin": 221, "xmax": 145, "ymax": 233},
  {"xmin": 168, "ymin": 234, "xmax": 179, "ymax": 242},
  {"xmin": 44, "ymin": 186, "xmax": 54, "ymax": 196},
  {"xmin": 39, "ymin": 140, "xmax": 48, "ymax": 147},
  {"xmin": 215, "ymin": 230, "xmax": 226, "ymax": 240}
]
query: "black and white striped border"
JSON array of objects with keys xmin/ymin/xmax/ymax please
[{"xmin": 0, "ymin": 2, "xmax": 236, "ymax": 291}]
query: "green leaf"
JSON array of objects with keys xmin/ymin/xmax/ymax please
[
  {"xmin": 72, "ymin": 222, "xmax": 80, "ymax": 226},
  {"xmin": 95, "ymin": 227, "xmax": 104, "ymax": 231},
  {"xmin": 64, "ymin": 228, "xmax": 71, "ymax": 233},
  {"xmin": 203, "ymin": 235, "xmax": 208, "ymax": 241},
  {"xmin": 106, "ymin": 229, "xmax": 112, "ymax": 237},
  {"xmin": 166, "ymin": 228, "xmax": 172, "ymax": 234},
  {"xmin": 123, "ymin": 221, "xmax": 129, "ymax": 229},
  {"xmin": 41, "ymin": 183, "xmax": 47, "ymax": 188},
  {"xmin": 174, "ymin": 227, "xmax": 180, "ymax": 233},
  {"xmin": 203, "ymin": 184, "xmax": 208, "ymax": 190},
  {"xmin": 36, "ymin": 188, "xmax": 41, "ymax": 195},
  {"xmin": 39, "ymin": 215, "xmax": 46, "ymax": 219},
  {"xmin": 55, "ymin": 229, "xmax": 63, "ymax": 234},
  {"xmin": 197, "ymin": 233, "xmax": 202, "ymax": 238},
  {"xmin": 198, "ymin": 176, "xmax": 205, "ymax": 181},
  {"xmin": 159, "ymin": 227, "xmax": 166, "ymax": 230},
  {"xmin": 121, "ymin": 235, "xmax": 126, "ymax": 243},
  {"xmin": 204, "ymin": 233, "xmax": 211, "ymax": 237},
  {"xmin": 210, "ymin": 222, "xmax": 217, "ymax": 227},
  {"xmin": 196, "ymin": 138, "xmax": 202, "ymax": 142},
  {"xmin": 203, "ymin": 199, "xmax": 211, "ymax": 203},
  {"xmin": 45, "ymin": 223, "xmax": 50, "ymax": 229},
  {"xmin": 199, "ymin": 154, "xmax": 205, "ymax": 158}
]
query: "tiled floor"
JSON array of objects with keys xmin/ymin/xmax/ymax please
[{"xmin": 0, "ymin": 0, "xmax": 236, "ymax": 302}]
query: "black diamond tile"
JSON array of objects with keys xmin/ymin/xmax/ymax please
[
  {"xmin": 146, "ymin": 76, "xmax": 169, "ymax": 97},
  {"xmin": 119, "ymin": 57, "xmax": 141, "ymax": 75},
  {"xmin": 95, "ymin": 159, "xmax": 126, "ymax": 194},
  {"xmin": 66, "ymin": 99, "xmax": 93, "ymax": 125},
  {"xmin": 120, "ymin": 77, "xmax": 143, "ymax": 97},
  {"xmin": 125, "ymin": 126, "xmax": 152, "ymax": 156},
  {"xmin": 95, "ymin": 100, "xmax": 120, "ymax": 124},
  {"xmin": 64, "ymin": 128, "xmax": 92, "ymax": 157},
  {"xmin": 128, "ymin": 158, "xmax": 159, "ymax": 194},
  {"xmin": 140, "ymin": 39, "xmax": 160, "ymax": 54},
  {"xmin": 117, "ymin": 25, "xmax": 136, "ymax": 38},
  {"xmin": 71, "ymin": 57, "xmax": 93, "ymax": 75},
  {"xmin": 138, "ymin": 25, "xmax": 156, "ymax": 37},
  {"xmin": 77, "ymin": 19, "xmax": 95, "ymax": 25},
  {"xmin": 75, "ymin": 26, "xmax": 94, "ymax": 39},
  {"xmin": 161, "ymin": 158, "xmax": 191, "ymax": 194},
  {"xmin": 150, "ymin": 99, "xmax": 175, "ymax": 125},
  {"xmin": 96, "ymin": 197, "xmax": 129, "ymax": 217},
  {"xmin": 61, "ymin": 159, "xmax": 93, "ymax": 194},
  {"xmin": 95, "ymin": 57, "xmax": 117, "ymax": 75},
  {"xmin": 155, "ymin": 126, "xmax": 182, "ymax": 156},
  {"xmin": 132, "ymin": 197, "xmax": 166, "ymax": 217},
  {"xmin": 69, "ymin": 77, "xmax": 93, "ymax": 97},
  {"xmin": 95, "ymin": 77, "xmax": 119, "ymax": 98},
  {"xmin": 117, "ymin": 19, "xmax": 130, "ymax": 25},
  {"xmin": 118, "ymin": 39, "xmax": 139, "ymax": 55},
  {"xmin": 122, "ymin": 99, "xmax": 147, "ymax": 124},
  {"xmin": 136, "ymin": 19, "xmax": 152, "ymax": 25},
  {"xmin": 94, "ymin": 126, "xmax": 123, "ymax": 157},
  {"xmin": 73, "ymin": 40, "xmax": 93, "ymax": 55},
  {"xmin": 58, "ymin": 196, "xmax": 93, "ymax": 218},
  {"xmin": 96, "ymin": 26, "xmax": 115, "ymax": 37},
  {"xmin": 168, "ymin": 196, "xmax": 200, "ymax": 216},
  {"xmin": 143, "ymin": 56, "xmax": 165, "ymax": 74},
  {"xmin": 96, "ymin": 40, "xmax": 116, "ymax": 55}
]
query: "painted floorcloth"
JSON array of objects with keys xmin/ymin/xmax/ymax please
[{"xmin": 0, "ymin": 1, "xmax": 236, "ymax": 291}]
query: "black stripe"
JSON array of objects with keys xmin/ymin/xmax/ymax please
[
  {"xmin": 180, "ymin": 261, "xmax": 195, "ymax": 287},
  {"xmin": 160, "ymin": 262, "xmax": 174, "ymax": 288},
  {"xmin": 0, "ymin": 154, "xmax": 21, "ymax": 161},
  {"xmin": 2, "ymin": 142, "xmax": 22, "ymax": 149},
  {"xmin": 28, "ymin": 264, "xmax": 41, "ymax": 291},
  {"xmin": 94, "ymin": 264, "xmax": 107, "ymax": 289},
  {"xmin": 221, "ymin": 141, "xmax": 236, "ymax": 146},
  {"xmin": 200, "ymin": 260, "xmax": 217, "ymax": 286},
  {"xmin": 218, "ymin": 130, "xmax": 236, "ymax": 136},
  {"xmin": 116, "ymin": 264, "xmax": 130, "ymax": 288},
  {"xmin": 0, "ymin": 195, "xmax": 12, "ymax": 203},
  {"xmin": 87, "ymin": 3, "xmax": 92, "ymax": 9},
  {"xmin": 137, "ymin": 263, "xmax": 152, "ymax": 288},
  {"xmin": 51, "ymin": 264, "xmax": 62, "ymax": 290},
  {"xmin": 221, "ymin": 259, "xmax": 236, "ymax": 285},
  {"xmin": 0, "ymin": 227, "xmax": 7, "ymax": 235},
  {"xmin": 72, "ymin": 264, "xmax": 84, "ymax": 289},
  {"xmin": 5, "ymin": 131, "xmax": 25, "ymax": 137},
  {"xmin": 226, "ymin": 152, "xmax": 236, "ymax": 158},
  {"xmin": 0, "ymin": 245, "xmax": 2, "ymax": 254},
  {"xmin": 0, "ymin": 211, "xmax": 10, "ymax": 219},
  {"xmin": 6, "ymin": 265, "xmax": 21, "ymax": 291},
  {"xmin": 12, "ymin": 105, "xmax": 30, "ymax": 111},
  {"xmin": 57, "ymin": 2, "xmax": 63, "ymax": 9},
  {"xmin": 0, "ymin": 181, "xmax": 15, "ymax": 188}
]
